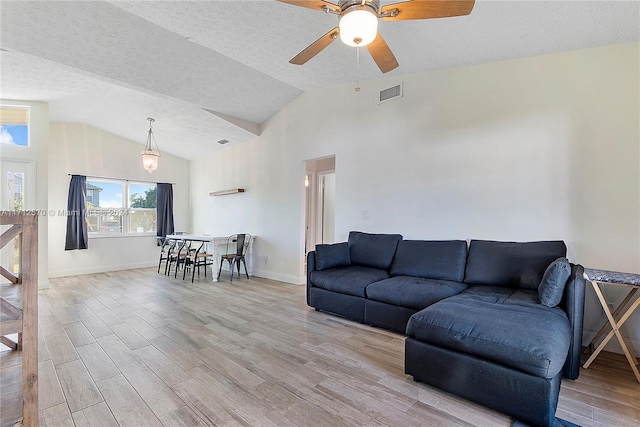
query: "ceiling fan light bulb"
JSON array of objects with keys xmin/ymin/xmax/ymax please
[{"xmin": 339, "ymin": 9, "xmax": 378, "ymax": 47}]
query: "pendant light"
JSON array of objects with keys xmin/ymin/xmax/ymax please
[{"xmin": 141, "ymin": 117, "xmax": 160, "ymax": 173}]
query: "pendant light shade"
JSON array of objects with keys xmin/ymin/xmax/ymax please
[{"xmin": 141, "ymin": 117, "xmax": 160, "ymax": 173}]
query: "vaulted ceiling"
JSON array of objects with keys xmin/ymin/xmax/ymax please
[{"xmin": 1, "ymin": 1, "xmax": 638, "ymax": 159}]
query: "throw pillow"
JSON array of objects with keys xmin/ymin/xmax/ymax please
[
  {"xmin": 538, "ymin": 257, "xmax": 571, "ymax": 307},
  {"xmin": 315, "ymin": 242, "xmax": 351, "ymax": 271}
]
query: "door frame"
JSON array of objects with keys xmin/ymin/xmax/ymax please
[
  {"xmin": 316, "ymin": 169, "xmax": 335, "ymax": 245},
  {"xmin": 300, "ymin": 155, "xmax": 336, "ymax": 284}
]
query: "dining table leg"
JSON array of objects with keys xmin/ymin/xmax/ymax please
[
  {"xmin": 248, "ymin": 237, "xmax": 254, "ymax": 276},
  {"xmin": 211, "ymin": 240, "xmax": 220, "ymax": 282}
]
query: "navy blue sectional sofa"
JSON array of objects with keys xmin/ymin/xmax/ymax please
[{"xmin": 306, "ymin": 231, "xmax": 585, "ymax": 427}]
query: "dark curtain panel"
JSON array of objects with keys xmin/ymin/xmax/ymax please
[
  {"xmin": 157, "ymin": 183, "xmax": 175, "ymax": 240},
  {"xmin": 65, "ymin": 175, "xmax": 88, "ymax": 250}
]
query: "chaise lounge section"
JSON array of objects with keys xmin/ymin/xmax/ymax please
[{"xmin": 306, "ymin": 232, "xmax": 585, "ymax": 427}]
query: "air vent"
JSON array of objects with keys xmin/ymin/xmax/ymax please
[
  {"xmin": 217, "ymin": 139, "xmax": 229, "ymax": 145},
  {"xmin": 379, "ymin": 83, "xmax": 402, "ymax": 104}
]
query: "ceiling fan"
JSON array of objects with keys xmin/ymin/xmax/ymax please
[{"xmin": 278, "ymin": 0, "xmax": 475, "ymax": 73}]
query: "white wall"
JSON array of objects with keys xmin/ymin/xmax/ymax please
[
  {"xmin": 0, "ymin": 99, "xmax": 49, "ymax": 288},
  {"xmin": 190, "ymin": 42, "xmax": 639, "ymax": 352},
  {"xmin": 48, "ymin": 123, "xmax": 191, "ymax": 277}
]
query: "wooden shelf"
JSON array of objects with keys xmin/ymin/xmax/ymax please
[
  {"xmin": 209, "ymin": 188, "xmax": 245, "ymax": 196},
  {"xmin": 0, "ymin": 211, "xmax": 38, "ymax": 427}
]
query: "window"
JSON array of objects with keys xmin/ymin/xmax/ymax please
[
  {"xmin": 128, "ymin": 183, "xmax": 157, "ymax": 234},
  {"xmin": 86, "ymin": 179, "xmax": 157, "ymax": 237},
  {"xmin": 0, "ymin": 106, "xmax": 29, "ymax": 147},
  {"xmin": 7, "ymin": 171, "xmax": 25, "ymax": 210}
]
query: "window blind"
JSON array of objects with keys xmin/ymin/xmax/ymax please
[{"xmin": 0, "ymin": 106, "xmax": 30, "ymax": 125}]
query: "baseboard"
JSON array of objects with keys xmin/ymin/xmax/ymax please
[
  {"xmin": 48, "ymin": 263, "xmax": 303, "ymax": 284},
  {"xmin": 251, "ymin": 268, "xmax": 302, "ymax": 285},
  {"xmin": 48, "ymin": 261, "xmax": 157, "ymax": 278}
]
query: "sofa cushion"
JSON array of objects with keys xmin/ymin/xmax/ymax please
[
  {"xmin": 464, "ymin": 240, "xmax": 567, "ymax": 289},
  {"xmin": 390, "ymin": 240, "xmax": 467, "ymax": 281},
  {"xmin": 406, "ymin": 286, "xmax": 571, "ymax": 378},
  {"xmin": 366, "ymin": 276, "xmax": 467, "ymax": 311},
  {"xmin": 348, "ymin": 231, "xmax": 402, "ymax": 270},
  {"xmin": 315, "ymin": 242, "xmax": 351, "ymax": 271},
  {"xmin": 538, "ymin": 257, "xmax": 571, "ymax": 307},
  {"xmin": 309, "ymin": 266, "xmax": 390, "ymax": 298}
]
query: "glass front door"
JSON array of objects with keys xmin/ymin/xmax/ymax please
[{"xmin": 1, "ymin": 160, "xmax": 33, "ymax": 280}]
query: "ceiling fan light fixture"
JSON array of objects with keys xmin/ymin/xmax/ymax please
[{"xmin": 339, "ymin": 6, "xmax": 378, "ymax": 47}]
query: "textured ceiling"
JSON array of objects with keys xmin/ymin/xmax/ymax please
[{"xmin": 1, "ymin": 0, "xmax": 639, "ymax": 160}]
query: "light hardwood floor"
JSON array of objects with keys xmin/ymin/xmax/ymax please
[{"xmin": 1, "ymin": 268, "xmax": 639, "ymax": 427}]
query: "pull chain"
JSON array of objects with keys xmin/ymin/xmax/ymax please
[{"xmin": 355, "ymin": 46, "xmax": 361, "ymax": 92}]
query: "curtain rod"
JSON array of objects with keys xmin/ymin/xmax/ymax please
[{"xmin": 68, "ymin": 174, "xmax": 175, "ymax": 185}]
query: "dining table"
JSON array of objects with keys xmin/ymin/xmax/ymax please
[{"xmin": 164, "ymin": 234, "xmax": 256, "ymax": 282}]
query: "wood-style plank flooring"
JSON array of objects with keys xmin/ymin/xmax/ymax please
[{"xmin": 1, "ymin": 268, "xmax": 639, "ymax": 427}]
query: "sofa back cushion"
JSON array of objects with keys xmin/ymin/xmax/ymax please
[
  {"xmin": 390, "ymin": 240, "xmax": 468, "ymax": 282},
  {"xmin": 315, "ymin": 242, "xmax": 351, "ymax": 271},
  {"xmin": 348, "ymin": 231, "xmax": 403, "ymax": 271},
  {"xmin": 464, "ymin": 240, "xmax": 567, "ymax": 289}
]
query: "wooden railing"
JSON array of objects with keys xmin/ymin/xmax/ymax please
[{"xmin": 0, "ymin": 211, "xmax": 38, "ymax": 427}]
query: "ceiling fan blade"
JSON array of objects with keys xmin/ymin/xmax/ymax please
[
  {"xmin": 381, "ymin": 0, "xmax": 475, "ymax": 21},
  {"xmin": 367, "ymin": 33, "xmax": 399, "ymax": 73},
  {"xmin": 290, "ymin": 27, "xmax": 340, "ymax": 65},
  {"xmin": 276, "ymin": 0, "xmax": 339, "ymax": 13}
]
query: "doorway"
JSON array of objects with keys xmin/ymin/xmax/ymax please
[
  {"xmin": 317, "ymin": 171, "xmax": 335, "ymax": 245},
  {"xmin": 303, "ymin": 156, "xmax": 336, "ymax": 274}
]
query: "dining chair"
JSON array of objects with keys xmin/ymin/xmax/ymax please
[
  {"xmin": 157, "ymin": 237, "xmax": 174, "ymax": 273},
  {"xmin": 183, "ymin": 242, "xmax": 213, "ymax": 283},
  {"xmin": 166, "ymin": 232, "xmax": 196, "ymax": 277},
  {"xmin": 217, "ymin": 234, "xmax": 251, "ymax": 282},
  {"xmin": 166, "ymin": 239, "xmax": 189, "ymax": 277}
]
